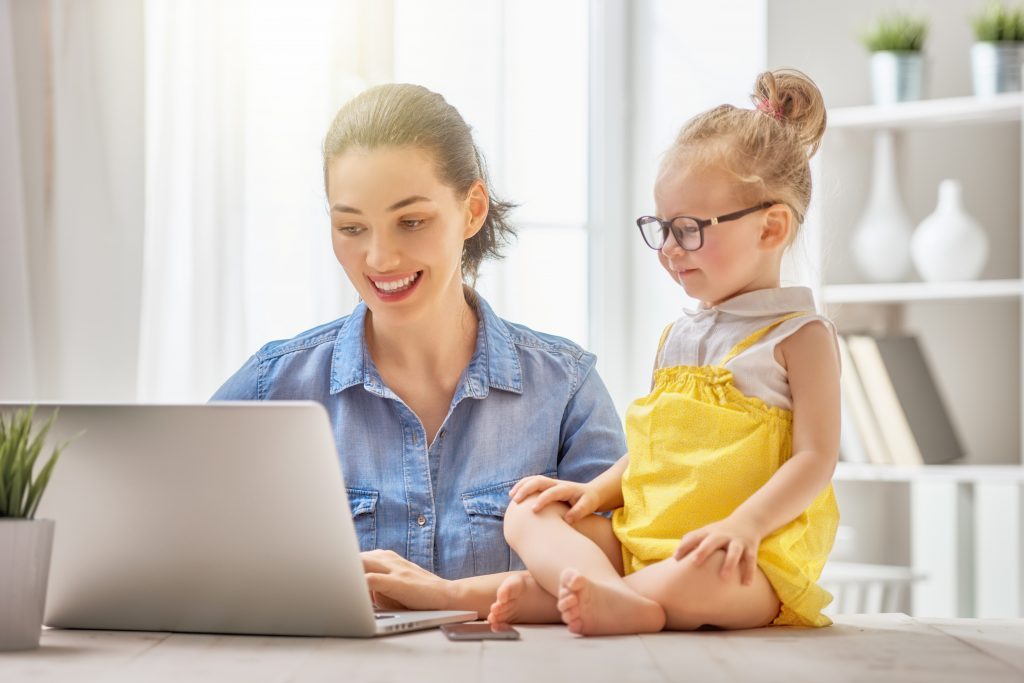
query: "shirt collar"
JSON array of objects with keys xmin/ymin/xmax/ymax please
[
  {"xmin": 329, "ymin": 292, "xmax": 523, "ymax": 397},
  {"xmin": 685, "ymin": 286, "xmax": 818, "ymax": 318}
]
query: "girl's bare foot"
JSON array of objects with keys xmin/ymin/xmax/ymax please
[
  {"xmin": 557, "ymin": 568, "xmax": 666, "ymax": 636},
  {"xmin": 487, "ymin": 574, "xmax": 560, "ymax": 625}
]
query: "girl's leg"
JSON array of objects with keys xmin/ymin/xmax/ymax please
[
  {"xmin": 619, "ymin": 549, "xmax": 781, "ymax": 630},
  {"xmin": 491, "ymin": 495, "xmax": 665, "ymax": 634},
  {"xmin": 488, "ymin": 505, "xmax": 623, "ymax": 625}
]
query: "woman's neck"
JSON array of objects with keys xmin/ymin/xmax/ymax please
[{"xmin": 364, "ymin": 282, "xmax": 479, "ymax": 383}]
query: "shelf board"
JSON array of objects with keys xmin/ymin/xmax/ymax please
[
  {"xmin": 828, "ymin": 92, "xmax": 1024, "ymax": 131},
  {"xmin": 823, "ymin": 279, "xmax": 1024, "ymax": 304},
  {"xmin": 835, "ymin": 461, "xmax": 1024, "ymax": 483}
]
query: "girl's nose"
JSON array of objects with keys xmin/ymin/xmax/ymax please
[{"xmin": 660, "ymin": 229, "xmax": 684, "ymax": 257}]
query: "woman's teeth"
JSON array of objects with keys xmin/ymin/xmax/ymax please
[{"xmin": 373, "ymin": 272, "xmax": 420, "ymax": 293}]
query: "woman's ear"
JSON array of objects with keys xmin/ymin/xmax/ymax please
[
  {"xmin": 464, "ymin": 180, "xmax": 489, "ymax": 240},
  {"xmin": 759, "ymin": 204, "xmax": 792, "ymax": 250}
]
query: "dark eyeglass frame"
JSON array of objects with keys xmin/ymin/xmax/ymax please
[{"xmin": 636, "ymin": 202, "xmax": 776, "ymax": 251}]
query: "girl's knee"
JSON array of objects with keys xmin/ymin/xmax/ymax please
[{"xmin": 502, "ymin": 495, "xmax": 568, "ymax": 544}]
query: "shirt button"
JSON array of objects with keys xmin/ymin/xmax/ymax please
[{"xmin": 416, "ymin": 514, "xmax": 427, "ymax": 526}]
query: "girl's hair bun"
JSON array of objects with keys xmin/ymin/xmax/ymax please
[{"xmin": 752, "ymin": 69, "xmax": 827, "ymax": 159}]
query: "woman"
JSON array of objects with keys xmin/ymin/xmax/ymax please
[{"xmin": 212, "ymin": 83, "xmax": 625, "ymax": 618}]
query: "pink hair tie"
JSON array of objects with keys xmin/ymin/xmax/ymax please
[{"xmin": 757, "ymin": 98, "xmax": 783, "ymax": 121}]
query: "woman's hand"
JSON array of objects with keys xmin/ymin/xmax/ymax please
[
  {"xmin": 509, "ymin": 475, "xmax": 600, "ymax": 524},
  {"xmin": 673, "ymin": 515, "xmax": 763, "ymax": 585},
  {"xmin": 361, "ymin": 549, "xmax": 456, "ymax": 611}
]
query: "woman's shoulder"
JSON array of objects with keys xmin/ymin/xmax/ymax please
[
  {"xmin": 252, "ymin": 312, "xmax": 360, "ymax": 361},
  {"xmin": 500, "ymin": 319, "xmax": 589, "ymax": 361}
]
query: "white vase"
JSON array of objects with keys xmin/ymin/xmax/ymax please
[
  {"xmin": 911, "ymin": 179, "xmax": 988, "ymax": 282},
  {"xmin": 850, "ymin": 131, "xmax": 914, "ymax": 282},
  {"xmin": 0, "ymin": 518, "xmax": 55, "ymax": 651}
]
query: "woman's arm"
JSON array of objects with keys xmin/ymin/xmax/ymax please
[
  {"xmin": 362, "ymin": 549, "xmax": 526, "ymax": 619},
  {"xmin": 730, "ymin": 320, "xmax": 840, "ymax": 538}
]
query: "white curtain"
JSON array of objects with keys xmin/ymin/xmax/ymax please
[
  {"xmin": 138, "ymin": 0, "xmax": 389, "ymax": 401},
  {"xmin": 0, "ymin": 0, "xmax": 35, "ymax": 399}
]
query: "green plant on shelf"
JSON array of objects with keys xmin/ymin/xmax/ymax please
[
  {"xmin": 861, "ymin": 13, "xmax": 928, "ymax": 52},
  {"xmin": 972, "ymin": 2, "xmax": 1024, "ymax": 42},
  {"xmin": 0, "ymin": 407, "xmax": 71, "ymax": 519}
]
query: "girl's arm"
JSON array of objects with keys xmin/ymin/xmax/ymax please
[{"xmin": 730, "ymin": 320, "xmax": 840, "ymax": 538}]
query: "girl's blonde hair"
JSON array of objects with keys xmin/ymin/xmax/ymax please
[
  {"xmin": 662, "ymin": 69, "xmax": 826, "ymax": 231},
  {"xmin": 323, "ymin": 83, "xmax": 516, "ymax": 283}
]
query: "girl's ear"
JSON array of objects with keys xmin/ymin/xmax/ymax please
[
  {"xmin": 464, "ymin": 180, "xmax": 489, "ymax": 240},
  {"xmin": 759, "ymin": 203, "xmax": 792, "ymax": 250}
]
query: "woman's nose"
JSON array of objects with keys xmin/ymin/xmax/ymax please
[{"xmin": 366, "ymin": 230, "xmax": 402, "ymax": 271}]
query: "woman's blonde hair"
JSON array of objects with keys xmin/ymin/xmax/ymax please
[
  {"xmin": 322, "ymin": 83, "xmax": 516, "ymax": 283},
  {"xmin": 662, "ymin": 69, "xmax": 827, "ymax": 231}
]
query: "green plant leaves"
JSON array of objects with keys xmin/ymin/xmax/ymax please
[
  {"xmin": 972, "ymin": 2, "xmax": 1024, "ymax": 42},
  {"xmin": 0, "ymin": 407, "xmax": 69, "ymax": 519},
  {"xmin": 861, "ymin": 13, "xmax": 929, "ymax": 52}
]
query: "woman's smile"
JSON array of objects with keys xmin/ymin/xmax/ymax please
[{"xmin": 367, "ymin": 270, "xmax": 423, "ymax": 302}]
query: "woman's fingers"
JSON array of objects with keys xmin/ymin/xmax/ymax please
[
  {"xmin": 690, "ymin": 534, "xmax": 725, "ymax": 566},
  {"xmin": 563, "ymin": 496, "xmax": 592, "ymax": 524}
]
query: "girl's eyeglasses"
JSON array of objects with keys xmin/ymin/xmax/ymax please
[{"xmin": 636, "ymin": 202, "xmax": 775, "ymax": 251}]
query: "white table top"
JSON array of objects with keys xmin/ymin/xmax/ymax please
[{"xmin": 1, "ymin": 614, "xmax": 1022, "ymax": 682}]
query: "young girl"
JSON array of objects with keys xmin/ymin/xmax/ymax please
[{"xmin": 487, "ymin": 69, "xmax": 840, "ymax": 634}]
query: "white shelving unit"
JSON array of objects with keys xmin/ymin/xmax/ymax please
[{"xmin": 804, "ymin": 94, "xmax": 1024, "ymax": 619}]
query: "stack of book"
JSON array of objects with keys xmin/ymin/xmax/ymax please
[{"xmin": 838, "ymin": 333, "xmax": 965, "ymax": 466}]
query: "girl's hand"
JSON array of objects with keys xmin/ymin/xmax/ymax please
[
  {"xmin": 673, "ymin": 515, "xmax": 762, "ymax": 585},
  {"xmin": 509, "ymin": 475, "xmax": 599, "ymax": 524}
]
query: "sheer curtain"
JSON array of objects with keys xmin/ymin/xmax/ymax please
[
  {"xmin": 138, "ymin": 0, "xmax": 387, "ymax": 401},
  {"xmin": 0, "ymin": 0, "xmax": 35, "ymax": 399}
]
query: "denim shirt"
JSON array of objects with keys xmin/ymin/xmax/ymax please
[{"xmin": 211, "ymin": 294, "xmax": 625, "ymax": 580}]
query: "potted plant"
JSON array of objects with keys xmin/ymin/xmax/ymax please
[
  {"xmin": 860, "ymin": 12, "xmax": 929, "ymax": 105},
  {"xmin": 0, "ymin": 407, "xmax": 69, "ymax": 651},
  {"xmin": 970, "ymin": 2, "xmax": 1024, "ymax": 96}
]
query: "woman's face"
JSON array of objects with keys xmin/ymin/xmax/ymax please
[{"xmin": 327, "ymin": 146, "xmax": 485, "ymax": 324}]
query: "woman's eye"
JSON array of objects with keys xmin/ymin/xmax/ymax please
[
  {"xmin": 400, "ymin": 218, "xmax": 426, "ymax": 230},
  {"xmin": 335, "ymin": 225, "xmax": 365, "ymax": 236}
]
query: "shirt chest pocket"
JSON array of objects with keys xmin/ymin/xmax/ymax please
[
  {"xmin": 346, "ymin": 488, "xmax": 378, "ymax": 552},
  {"xmin": 461, "ymin": 474, "xmax": 554, "ymax": 576}
]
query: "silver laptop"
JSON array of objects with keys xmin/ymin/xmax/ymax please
[{"xmin": 8, "ymin": 402, "xmax": 476, "ymax": 637}]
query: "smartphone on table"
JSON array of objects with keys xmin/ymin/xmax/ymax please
[{"xmin": 440, "ymin": 622, "xmax": 520, "ymax": 641}]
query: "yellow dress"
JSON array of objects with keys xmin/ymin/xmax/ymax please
[{"xmin": 611, "ymin": 313, "xmax": 839, "ymax": 627}]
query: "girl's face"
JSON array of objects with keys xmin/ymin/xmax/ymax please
[
  {"xmin": 653, "ymin": 162, "xmax": 779, "ymax": 306},
  {"xmin": 327, "ymin": 146, "xmax": 486, "ymax": 325}
]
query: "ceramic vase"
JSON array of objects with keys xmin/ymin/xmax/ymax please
[
  {"xmin": 911, "ymin": 179, "xmax": 988, "ymax": 282},
  {"xmin": 0, "ymin": 518, "xmax": 55, "ymax": 651},
  {"xmin": 850, "ymin": 131, "xmax": 914, "ymax": 282}
]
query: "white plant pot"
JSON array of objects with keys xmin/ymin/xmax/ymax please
[
  {"xmin": 850, "ymin": 131, "xmax": 914, "ymax": 282},
  {"xmin": 971, "ymin": 42, "xmax": 1024, "ymax": 97},
  {"xmin": 911, "ymin": 179, "xmax": 988, "ymax": 282},
  {"xmin": 0, "ymin": 519, "xmax": 55, "ymax": 651},
  {"xmin": 870, "ymin": 51, "xmax": 924, "ymax": 105}
]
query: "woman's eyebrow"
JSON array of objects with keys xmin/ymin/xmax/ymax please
[
  {"xmin": 330, "ymin": 195, "xmax": 432, "ymax": 214},
  {"xmin": 387, "ymin": 195, "xmax": 431, "ymax": 211}
]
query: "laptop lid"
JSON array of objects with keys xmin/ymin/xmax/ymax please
[{"xmin": 9, "ymin": 402, "xmax": 471, "ymax": 637}]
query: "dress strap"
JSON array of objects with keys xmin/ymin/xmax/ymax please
[{"xmin": 717, "ymin": 312, "xmax": 807, "ymax": 367}]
